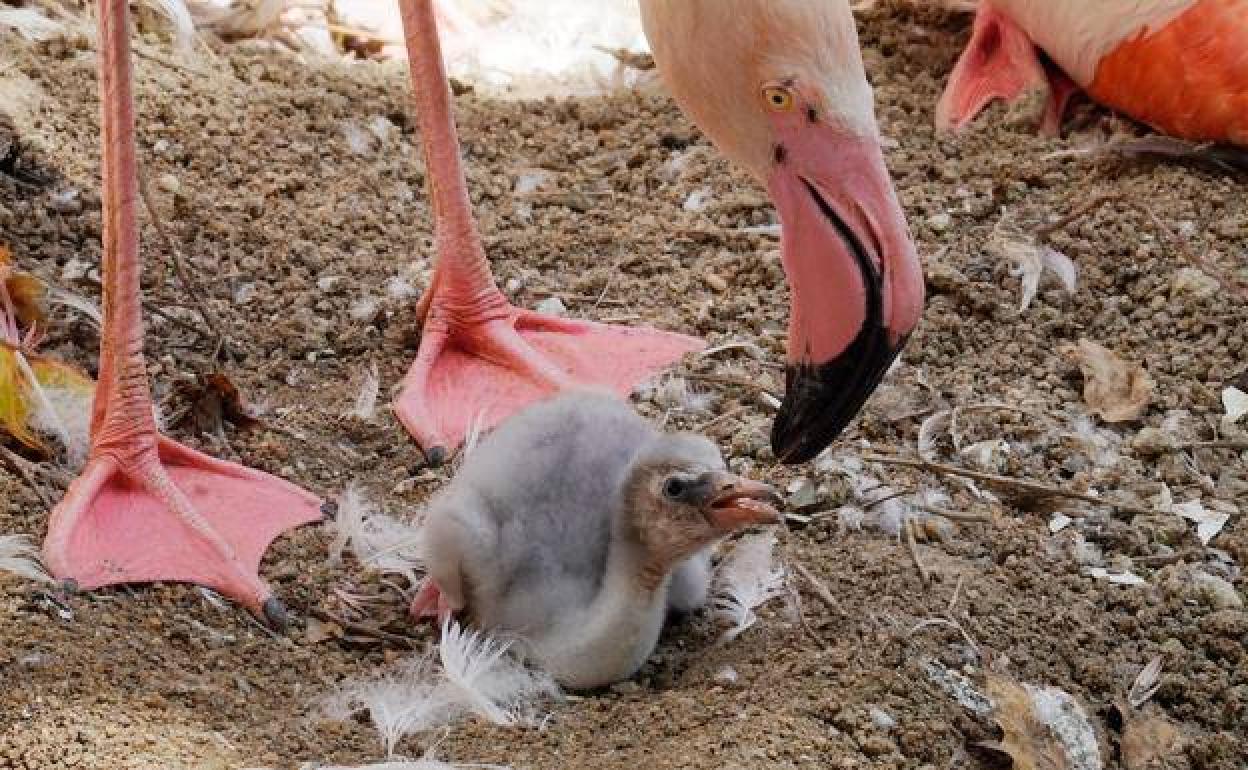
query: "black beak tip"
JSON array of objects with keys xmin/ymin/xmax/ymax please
[{"xmin": 770, "ymin": 337, "xmax": 908, "ymax": 466}]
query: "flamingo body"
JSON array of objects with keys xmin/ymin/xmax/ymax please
[
  {"xmin": 939, "ymin": 0, "xmax": 1248, "ymax": 145},
  {"xmin": 1087, "ymin": 0, "xmax": 1248, "ymax": 144}
]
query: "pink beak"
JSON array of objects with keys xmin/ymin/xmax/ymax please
[{"xmin": 766, "ymin": 125, "xmax": 924, "ymax": 463}]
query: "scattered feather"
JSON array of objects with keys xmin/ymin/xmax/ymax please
[
  {"xmin": 147, "ymin": 0, "xmax": 196, "ymax": 49},
  {"xmin": 0, "ymin": 7, "xmax": 66, "ymax": 42},
  {"xmin": 348, "ymin": 362, "xmax": 381, "ymax": 421},
  {"xmin": 44, "ymin": 286, "xmax": 102, "ymax": 328},
  {"xmin": 1023, "ymin": 683, "xmax": 1103, "ymax": 770},
  {"xmin": 1049, "ymin": 514, "xmax": 1073, "ymax": 534},
  {"xmin": 325, "ymin": 621, "xmax": 558, "ymax": 756},
  {"xmin": 328, "ymin": 484, "xmax": 424, "ymax": 582},
  {"xmin": 711, "ymin": 532, "xmax": 786, "ymax": 642},
  {"xmin": 1127, "ymin": 657, "xmax": 1163, "ymax": 710},
  {"xmin": 1062, "ymin": 339, "xmax": 1153, "ymax": 422},
  {"xmin": 1045, "ymin": 135, "xmax": 1248, "ymax": 174},
  {"xmin": 1221, "ymin": 386, "xmax": 1248, "ymax": 430},
  {"xmin": 918, "ymin": 410, "xmax": 951, "ymax": 460},
  {"xmin": 438, "ymin": 619, "xmax": 559, "ymax": 726},
  {"xmin": 342, "ymin": 121, "xmax": 375, "ymax": 157},
  {"xmin": 923, "ymin": 659, "xmax": 992, "ymax": 716},
  {"xmin": 994, "ymin": 235, "xmax": 1078, "ymax": 313},
  {"xmin": 682, "ymin": 187, "xmax": 712, "ymax": 212},
  {"xmin": 1085, "ymin": 567, "xmax": 1146, "ymax": 586},
  {"xmin": 636, "ymin": 376, "xmax": 715, "ymax": 416},
  {"xmin": 1172, "ymin": 500, "xmax": 1230, "ymax": 546},
  {"xmin": 0, "ymin": 534, "xmax": 52, "ymax": 583},
  {"xmin": 959, "ymin": 438, "xmax": 1010, "ymax": 473}
]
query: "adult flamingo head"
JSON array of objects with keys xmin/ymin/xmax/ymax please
[{"xmin": 641, "ymin": 0, "xmax": 925, "ymax": 463}]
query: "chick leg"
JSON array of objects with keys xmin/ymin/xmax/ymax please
[
  {"xmin": 392, "ymin": 0, "xmax": 702, "ymax": 464},
  {"xmin": 41, "ymin": 0, "xmax": 321, "ymax": 626}
]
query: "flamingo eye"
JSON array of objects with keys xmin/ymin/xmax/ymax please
[
  {"xmin": 762, "ymin": 86, "xmax": 796, "ymax": 112},
  {"xmin": 663, "ymin": 477, "xmax": 688, "ymax": 500}
]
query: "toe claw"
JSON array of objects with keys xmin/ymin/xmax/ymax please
[{"xmin": 262, "ymin": 597, "xmax": 290, "ymax": 630}]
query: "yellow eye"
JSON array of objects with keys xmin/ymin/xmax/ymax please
[{"xmin": 762, "ymin": 86, "xmax": 795, "ymax": 112}]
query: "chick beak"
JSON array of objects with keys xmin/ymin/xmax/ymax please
[{"xmin": 698, "ymin": 472, "xmax": 783, "ymax": 531}]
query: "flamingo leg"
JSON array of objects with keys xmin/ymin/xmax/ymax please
[
  {"xmin": 392, "ymin": 0, "xmax": 703, "ymax": 463},
  {"xmin": 41, "ymin": 0, "xmax": 322, "ymax": 626}
]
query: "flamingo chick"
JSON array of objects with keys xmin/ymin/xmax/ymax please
[
  {"xmin": 937, "ymin": 0, "xmax": 1248, "ymax": 145},
  {"xmin": 396, "ymin": 0, "xmax": 925, "ymax": 465},
  {"xmin": 42, "ymin": 0, "xmax": 322, "ymax": 626},
  {"xmin": 411, "ymin": 391, "xmax": 781, "ymax": 689}
]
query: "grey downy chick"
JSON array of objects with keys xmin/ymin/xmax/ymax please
[{"xmin": 413, "ymin": 391, "xmax": 781, "ymax": 689}]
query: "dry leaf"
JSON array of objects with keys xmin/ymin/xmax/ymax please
[
  {"xmin": 171, "ymin": 372, "xmax": 261, "ymax": 436},
  {"xmin": 982, "ymin": 675, "xmax": 1070, "ymax": 770},
  {"xmin": 1121, "ymin": 713, "xmax": 1184, "ymax": 770},
  {"xmin": 1063, "ymin": 340, "xmax": 1153, "ymax": 422}
]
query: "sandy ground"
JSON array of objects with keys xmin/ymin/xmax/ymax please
[{"xmin": 1, "ymin": 5, "xmax": 1246, "ymax": 769}]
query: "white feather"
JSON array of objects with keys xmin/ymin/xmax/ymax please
[
  {"xmin": 438, "ymin": 619, "xmax": 560, "ymax": 727},
  {"xmin": 0, "ymin": 7, "xmax": 66, "ymax": 42},
  {"xmin": 145, "ymin": 0, "xmax": 196, "ymax": 49},
  {"xmin": 348, "ymin": 363, "xmax": 381, "ymax": 421},
  {"xmin": 14, "ymin": 350, "xmax": 93, "ymax": 469},
  {"xmin": 45, "ymin": 286, "xmax": 102, "ymax": 328},
  {"xmin": 0, "ymin": 534, "xmax": 52, "ymax": 584},
  {"xmin": 711, "ymin": 532, "xmax": 786, "ymax": 642},
  {"xmin": 327, "ymin": 484, "xmax": 424, "ymax": 582},
  {"xmin": 324, "ymin": 621, "xmax": 558, "ymax": 756}
]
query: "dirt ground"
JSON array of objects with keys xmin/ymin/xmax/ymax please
[{"xmin": 1, "ymin": 5, "xmax": 1246, "ymax": 769}]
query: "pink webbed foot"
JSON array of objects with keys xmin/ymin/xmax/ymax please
[
  {"xmin": 409, "ymin": 577, "xmax": 456, "ymax": 623},
  {"xmin": 936, "ymin": 4, "xmax": 1080, "ymax": 135},
  {"xmin": 43, "ymin": 438, "xmax": 322, "ymax": 625},
  {"xmin": 394, "ymin": 304, "xmax": 702, "ymax": 461}
]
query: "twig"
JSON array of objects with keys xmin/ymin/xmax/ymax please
[
  {"xmin": 908, "ymin": 617, "xmax": 980, "ymax": 656},
  {"xmin": 1129, "ymin": 199, "xmax": 1248, "ymax": 301},
  {"xmin": 863, "ymin": 453, "xmax": 1157, "ymax": 518},
  {"xmin": 918, "ymin": 504, "xmax": 992, "ymax": 523},
  {"xmin": 1035, "ymin": 193, "xmax": 1122, "ymax": 241},
  {"xmin": 793, "ymin": 563, "xmax": 839, "ymax": 612},
  {"xmin": 1172, "ymin": 440, "xmax": 1248, "ymax": 452},
  {"xmin": 308, "ymin": 607, "xmax": 420, "ymax": 649},
  {"xmin": 136, "ymin": 167, "xmax": 234, "ymax": 361},
  {"xmin": 132, "ymin": 45, "xmax": 217, "ymax": 79},
  {"xmin": 0, "ymin": 445, "xmax": 52, "ymax": 507},
  {"xmin": 903, "ymin": 518, "xmax": 930, "ymax": 586}
]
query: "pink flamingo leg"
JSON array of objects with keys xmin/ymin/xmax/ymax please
[
  {"xmin": 392, "ymin": 0, "xmax": 703, "ymax": 463},
  {"xmin": 42, "ymin": 0, "xmax": 322, "ymax": 626}
]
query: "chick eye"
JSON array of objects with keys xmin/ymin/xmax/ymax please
[
  {"xmin": 663, "ymin": 477, "xmax": 687, "ymax": 499},
  {"xmin": 762, "ymin": 85, "xmax": 795, "ymax": 112}
]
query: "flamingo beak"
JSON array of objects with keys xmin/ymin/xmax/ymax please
[
  {"xmin": 765, "ymin": 129, "xmax": 924, "ymax": 464},
  {"xmin": 696, "ymin": 472, "xmax": 783, "ymax": 531}
]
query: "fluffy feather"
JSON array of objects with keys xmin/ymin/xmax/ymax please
[
  {"xmin": 0, "ymin": 534, "xmax": 53, "ymax": 584},
  {"xmin": 711, "ymin": 532, "xmax": 786, "ymax": 641},
  {"xmin": 348, "ymin": 362, "xmax": 381, "ymax": 421},
  {"xmin": 438, "ymin": 619, "xmax": 560, "ymax": 726},
  {"xmin": 327, "ymin": 484, "xmax": 424, "ymax": 582},
  {"xmin": 325, "ymin": 621, "xmax": 558, "ymax": 756}
]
